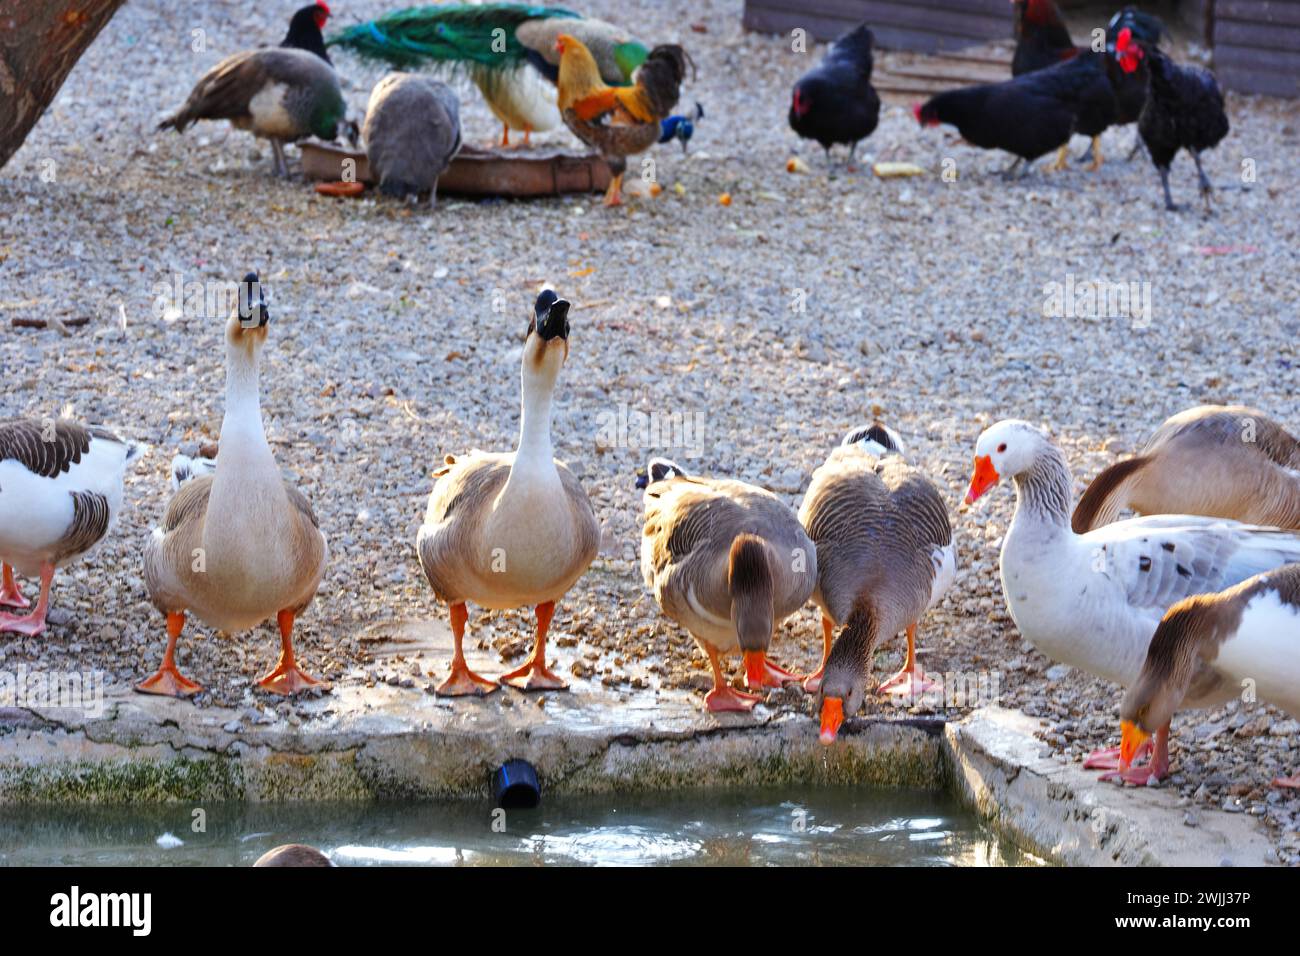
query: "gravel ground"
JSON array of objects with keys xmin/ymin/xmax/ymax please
[{"xmin": 1, "ymin": 1, "xmax": 1297, "ymax": 860}]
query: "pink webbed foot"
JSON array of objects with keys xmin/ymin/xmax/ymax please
[
  {"xmin": 877, "ymin": 667, "xmax": 942, "ymax": 701},
  {"xmin": 0, "ymin": 611, "xmax": 47, "ymax": 638},
  {"xmin": 0, "ymin": 571, "xmax": 29, "ymax": 610},
  {"xmin": 801, "ymin": 667, "xmax": 825, "ymax": 695},
  {"xmin": 1083, "ymin": 741, "xmax": 1151, "ymax": 771},
  {"xmin": 1272, "ymin": 774, "xmax": 1300, "ymax": 790},
  {"xmin": 705, "ymin": 684, "xmax": 763, "ymax": 713}
]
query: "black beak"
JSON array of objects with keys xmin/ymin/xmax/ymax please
[
  {"xmin": 634, "ymin": 472, "xmax": 649, "ymax": 490},
  {"xmin": 238, "ymin": 272, "xmax": 269, "ymax": 328},
  {"xmin": 537, "ymin": 298, "xmax": 570, "ymax": 342}
]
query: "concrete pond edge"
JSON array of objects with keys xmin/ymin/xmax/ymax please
[{"xmin": 0, "ymin": 695, "xmax": 1280, "ymax": 866}]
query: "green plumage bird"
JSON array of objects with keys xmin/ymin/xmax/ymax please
[{"xmin": 328, "ymin": 3, "xmax": 650, "ymax": 146}]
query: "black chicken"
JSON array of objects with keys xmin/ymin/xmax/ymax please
[
  {"xmin": 916, "ymin": 51, "xmax": 1117, "ymax": 177},
  {"xmin": 1116, "ymin": 28, "xmax": 1230, "ymax": 211},
  {"xmin": 788, "ymin": 23, "xmax": 880, "ymax": 169},
  {"xmin": 1012, "ymin": 0, "xmax": 1079, "ymax": 76}
]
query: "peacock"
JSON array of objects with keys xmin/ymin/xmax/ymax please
[{"xmin": 327, "ymin": 4, "xmax": 650, "ymax": 147}]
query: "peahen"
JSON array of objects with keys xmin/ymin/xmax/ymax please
[{"xmin": 327, "ymin": 4, "xmax": 649, "ymax": 147}]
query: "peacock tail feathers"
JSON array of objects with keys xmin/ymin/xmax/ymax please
[{"xmin": 326, "ymin": 3, "xmax": 581, "ymax": 72}]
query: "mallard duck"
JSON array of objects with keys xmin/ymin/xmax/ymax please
[
  {"xmin": 139, "ymin": 274, "xmax": 328, "ymax": 697},
  {"xmin": 1072, "ymin": 405, "xmax": 1300, "ymax": 533},
  {"xmin": 798, "ymin": 424, "xmax": 956, "ymax": 742},
  {"xmin": 363, "ymin": 73, "xmax": 462, "ymax": 202},
  {"xmin": 326, "ymin": 5, "xmax": 649, "ymax": 147},
  {"xmin": 0, "ymin": 420, "xmax": 140, "ymax": 636},
  {"xmin": 158, "ymin": 5, "xmax": 356, "ymax": 178},
  {"xmin": 1115, "ymin": 563, "xmax": 1300, "ymax": 787},
  {"xmin": 638, "ymin": 458, "xmax": 818, "ymax": 712},
  {"xmin": 965, "ymin": 419, "xmax": 1300, "ymax": 774},
  {"xmin": 556, "ymin": 35, "xmax": 691, "ymax": 205},
  {"xmin": 417, "ymin": 291, "xmax": 599, "ymax": 695}
]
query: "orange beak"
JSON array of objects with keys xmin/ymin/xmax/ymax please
[
  {"xmin": 965, "ymin": 454, "xmax": 999, "ymax": 505},
  {"xmin": 1119, "ymin": 719, "xmax": 1150, "ymax": 767},
  {"xmin": 820, "ymin": 696, "xmax": 844, "ymax": 745},
  {"xmin": 743, "ymin": 650, "xmax": 767, "ymax": 689}
]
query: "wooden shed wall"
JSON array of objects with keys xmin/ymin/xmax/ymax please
[
  {"xmin": 1213, "ymin": 0, "xmax": 1300, "ymax": 97},
  {"xmin": 741, "ymin": 0, "xmax": 1011, "ymax": 52}
]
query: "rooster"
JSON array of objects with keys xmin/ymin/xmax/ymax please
[
  {"xmin": 555, "ymin": 34, "xmax": 691, "ymax": 206},
  {"xmin": 327, "ymin": 4, "xmax": 648, "ymax": 147},
  {"xmin": 1115, "ymin": 27, "xmax": 1230, "ymax": 211},
  {"xmin": 788, "ymin": 23, "xmax": 880, "ymax": 170}
]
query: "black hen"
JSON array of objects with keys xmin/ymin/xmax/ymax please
[
  {"xmin": 788, "ymin": 23, "xmax": 880, "ymax": 168},
  {"xmin": 916, "ymin": 52, "xmax": 1117, "ymax": 176},
  {"xmin": 1012, "ymin": 0, "xmax": 1079, "ymax": 76},
  {"xmin": 1117, "ymin": 28, "xmax": 1230, "ymax": 211}
]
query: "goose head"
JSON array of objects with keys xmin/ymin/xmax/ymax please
[
  {"xmin": 818, "ymin": 661, "xmax": 865, "ymax": 745},
  {"xmin": 965, "ymin": 419, "xmax": 1049, "ymax": 504},
  {"xmin": 226, "ymin": 272, "xmax": 270, "ymax": 360},
  {"xmin": 1118, "ymin": 601, "xmax": 1206, "ymax": 765},
  {"xmin": 634, "ymin": 456, "xmax": 686, "ymax": 491},
  {"xmin": 522, "ymin": 290, "xmax": 570, "ymax": 395},
  {"xmin": 841, "ymin": 422, "xmax": 904, "ymax": 458}
]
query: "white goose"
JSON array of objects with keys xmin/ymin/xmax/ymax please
[
  {"xmin": 139, "ymin": 274, "xmax": 329, "ymax": 697},
  {"xmin": 417, "ymin": 291, "xmax": 599, "ymax": 695},
  {"xmin": 0, "ymin": 420, "xmax": 140, "ymax": 636},
  {"xmin": 966, "ymin": 419, "xmax": 1300, "ymax": 775},
  {"xmin": 1119, "ymin": 563, "xmax": 1300, "ymax": 788}
]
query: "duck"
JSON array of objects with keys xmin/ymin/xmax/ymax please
[
  {"xmin": 798, "ymin": 424, "xmax": 956, "ymax": 742},
  {"xmin": 363, "ymin": 74, "xmax": 462, "ymax": 203},
  {"xmin": 138, "ymin": 274, "xmax": 328, "ymax": 697},
  {"xmin": 637, "ymin": 458, "xmax": 818, "ymax": 713},
  {"xmin": 158, "ymin": 4, "xmax": 356, "ymax": 178},
  {"xmin": 417, "ymin": 291, "xmax": 599, "ymax": 696},
  {"xmin": 965, "ymin": 419, "xmax": 1300, "ymax": 774},
  {"xmin": 0, "ymin": 420, "xmax": 140, "ymax": 637},
  {"xmin": 1115, "ymin": 563, "xmax": 1300, "ymax": 788},
  {"xmin": 326, "ymin": 5, "xmax": 649, "ymax": 147},
  {"xmin": 1072, "ymin": 405, "xmax": 1300, "ymax": 533}
]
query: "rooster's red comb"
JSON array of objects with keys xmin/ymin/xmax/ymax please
[{"xmin": 317, "ymin": 1, "xmax": 331, "ymax": 17}]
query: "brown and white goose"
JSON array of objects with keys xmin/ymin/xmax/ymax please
[
  {"xmin": 1073, "ymin": 405, "xmax": 1300, "ymax": 533},
  {"xmin": 0, "ymin": 420, "xmax": 140, "ymax": 636},
  {"xmin": 417, "ymin": 291, "xmax": 599, "ymax": 696},
  {"xmin": 139, "ymin": 274, "xmax": 328, "ymax": 697},
  {"xmin": 1117, "ymin": 563, "xmax": 1300, "ymax": 788},
  {"xmin": 965, "ymin": 419, "xmax": 1300, "ymax": 775},
  {"xmin": 638, "ymin": 458, "xmax": 818, "ymax": 713},
  {"xmin": 158, "ymin": 3, "xmax": 355, "ymax": 177},
  {"xmin": 799, "ymin": 424, "xmax": 956, "ymax": 742}
]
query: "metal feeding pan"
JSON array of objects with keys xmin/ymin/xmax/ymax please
[{"xmin": 299, "ymin": 141, "xmax": 613, "ymax": 198}]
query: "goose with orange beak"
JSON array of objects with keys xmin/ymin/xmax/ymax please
[
  {"xmin": 638, "ymin": 458, "xmax": 817, "ymax": 713},
  {"xmin": 1114, "ymin": 563, "xmax": 1300, "ymax": 788},
  {"xmin": 800, "ymin": 424, "xmax": 956, "ymax": 743},
  {"xmin": 965, "ymin": 419, "xmax": 1300, "ymax": 778}
]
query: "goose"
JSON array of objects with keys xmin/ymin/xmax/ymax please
[
  {"xmin": 363, "ymin": 74, "xmax": 462, "ymax": 203},
  {"xmin": 0, "ymin": 420, "xmax": 140, "ymax": 637},
  {"xmin": 417, "ymin": 291, "xmax": 599, "ymax": 695},
  {"xmin": 253, "ymin": 843, "xmax": 334, "ymax": 867},
  {"xmin": 1115, "ymin": 563, "xmax": 1300, "ymax": 788},
  {"xmin": 637, "ymin": 458, "xmax": 818, "ymax": 713},
  {"xmin": 1072, "ymin": 405, "xmax": 1300, "ymax": 533},
  {"xmin": 965, "ymin": 419, "xmax": 1300, "ymax": 774},
  {"xmin": 139, "ymin": 274, "xmax": 328, "ymax": 697},
  {"xmin": 798, "ymin": 424, "xmax": 956, "ymax": 743},
  {"xmin": 158, "ymin": 4, "xmax": 357, "ymax": 178}
]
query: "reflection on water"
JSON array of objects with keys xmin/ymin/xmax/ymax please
[{"xmin": 0, "ymin": 787, "xmax": 1042, "ymax": 867}]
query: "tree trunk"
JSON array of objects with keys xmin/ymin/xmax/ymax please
[{"xmin": 0, "ymin": 0, "xmax": 126, "ymax": 171}]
